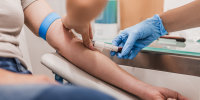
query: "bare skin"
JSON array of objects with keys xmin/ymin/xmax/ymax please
[
  {"xmin": 62, "ymin": 0, "xmax": 108, "ymax": 50},
  {"xmin": 0, "ymin": 69, "xmax": 58, "ymax": 85},
  {"xmin": 160, "ymin": 0, "xmax": 200, "ymax": 32}
]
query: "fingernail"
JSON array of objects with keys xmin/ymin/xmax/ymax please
[{"xmin": 89, "ymin": 43, "xmax": 94, "ymax": 50}]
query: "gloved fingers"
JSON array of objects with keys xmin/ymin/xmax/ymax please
[
  {"xmin": 111, "ymin": 34, "xmax": 124, "ymax": 56},
  {"xmin": 123, "ymin": 55, "xmax": 129, "ymax": 59},
  {"xmin": 128, "ymin": 47, "xmax": 142, "ymax": 60},
  {"xmin": 121, "ymin": 33, "xmax": 137, "ymax": 57},
  {"xmin": 110, "ymin": 51, "xmax": 116, "ymax": 56},
  {"xmin": 117, "ymin": 52, "xmax": 124, "ymax": 59},
  {"xmin": 127, "ymin": 41, "xmax": 147, "ymax": 60},
  {"xmin": 117, "ymin": 54, "xmax": 129, "ymax": 59},
  {"xmin": 121, "ymin": 48, "xmax": 134, "ymax": 60},
  {"xmin": 112, "ymin": 34, "xmax": 123, "ymax": 47},
  {"xmin": 117, "ymin": 53, "xmax": 123, "ymax": 59},
  {"xmin": 112, "ymin": 42, "xmax": 124, "ymax": 57},
  {"xmin": 136, "ymin": 34, "xmax": 157, "ymax": 48},
  {"xmin": 119, "ymin": 42, "xmax": 125, "ymax": 48}
]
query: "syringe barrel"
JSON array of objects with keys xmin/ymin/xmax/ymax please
[
  {"xmin": 104, "ymin": 43, "xmax": 118, "ymax": 52},
  {"xmin": 93, "ymin": 41, "xmax": 119, "ymax": 52}
]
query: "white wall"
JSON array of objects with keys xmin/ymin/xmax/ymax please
[
  {"xmin": 164, "ymin": 0, "xmax": 194, "ymax": 11},
  {"xmin": 25, "ymin": 0, "xmax": 66, "ymax": 78}
]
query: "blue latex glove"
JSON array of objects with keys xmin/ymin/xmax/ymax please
[{"xmin": 111, "ymin": 15, "xmax": 168, "ymax": 59}]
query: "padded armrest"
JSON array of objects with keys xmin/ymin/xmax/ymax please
[{"xmin": 41, "ymin": 53, "xmax": 138, "ymax": 100}]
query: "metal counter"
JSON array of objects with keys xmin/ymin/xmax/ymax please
[{"xmin": 103, "ymin": 50, "xmax": 200, "ymax": 77}]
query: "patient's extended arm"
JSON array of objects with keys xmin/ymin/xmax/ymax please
[{"xmin": 24, "ymin": 0, "xmax": 187, "ymax": 100}]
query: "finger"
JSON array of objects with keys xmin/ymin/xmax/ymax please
[
  {"xmin": 110, "ymin": 34, "xmax": 123, "ymax": 56},
  {"xmin": 112, "ymin": 33, "xmax": 124, "ymax": 46},
  {"xmin": 110, "ymin": 51, "xmax": 116, "ymax": 56},
  {"xmin": 160, "ymin": 88, "xmax": 187, "ymax": 100},
  {"xmin": 61, "ymin": 17, "xmax": 71, "ymax": 29},
  {"xmin": 121, "ymin": 33, "xmax": 137, "ymax": 56},
  {"xmin": 89, "ymin": 24, "xmax": 93, "ymax": 40},
  {"xmin": 167, "ymin": 98, "xmax": 176, "ymax": 100},
  {"xmin": 177, "ymin": 94, "xmax": 189, "ymax": 100},
  {"xmin": 117, "ymin": 53, "xmax": 124, "ymax": 59},
  {"xmin": 128, "ymin": 47, "xmax": 142, "ymax": 60},
  {"xmin": 126, "ymin": 40, "xmax": 147, "ymax": 60},
  {"xmin": 82, "ymin": 32, "xmax": 93, "ymax": 50},
  {"xmin": 117, "ymin": 53, "xmax": 123, "ymax": 59},
  {"xmin": 124, "ymin": 55, "xmax": 129, "ymax": 59},
  {"xmin": 116, "ymin": 42, "xmax": 125, "ymax": 59},
  {"xmin": 136, "ymin": 35, "xmax": 156, "ymax": 48}
]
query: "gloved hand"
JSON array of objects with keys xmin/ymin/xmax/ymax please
[{"xmin": 111, "ymin": 15, "xmax": 168, "ymax": 59}]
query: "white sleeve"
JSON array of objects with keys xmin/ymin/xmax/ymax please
[{"xmin": 21, "ymin": 0, "xmax": 36, "ymax": 10}]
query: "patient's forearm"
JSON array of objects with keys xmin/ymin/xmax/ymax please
[{"xmin": 46, "ymin": 19, "xmax": 153, "ymax": 98}]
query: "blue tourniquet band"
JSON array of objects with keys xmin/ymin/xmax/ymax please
[{"xmin": 39, "ymin": 12, "xmax": 61, "ymax": 40}]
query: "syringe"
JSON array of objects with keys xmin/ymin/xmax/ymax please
[{"xmin": 92, "ymin": 41, "xmax": 122, "ymax": 52}]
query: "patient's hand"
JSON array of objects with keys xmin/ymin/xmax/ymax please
[
  {"xmin": 0, "ymin": 69, "xmax": 59, "ymax": 85},
  {"xmin": 143, "ymin": 86, "xmax": 188, "ymax": 100}
]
